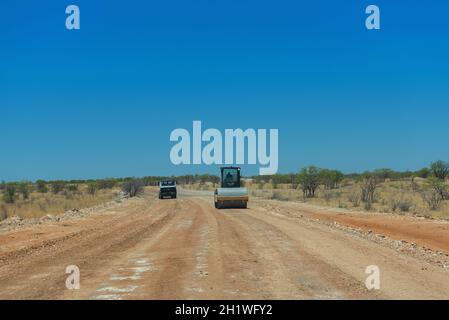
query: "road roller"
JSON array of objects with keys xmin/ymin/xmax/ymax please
[{"xmin": 214, "ymin": 167, "xmax": 249, "ymax": 209}]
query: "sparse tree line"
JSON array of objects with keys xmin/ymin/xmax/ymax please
[
  {"xmin": 251, "ymin": 160, "xmax": 449, "ymax": 212},
  {"xmin": 1, "ymin": 160, "xmax": 448, "ymax": 211},
  {"xmin": 0, "ymin": 174, "xmax": 224, "ymax": 204},
  {"xmin": 252, "ymin": 167, "xmax": 345, "ymax": 198},
  {"xmin": 0, "ymin": 177, "xmax": 148, "ymax": 203}
]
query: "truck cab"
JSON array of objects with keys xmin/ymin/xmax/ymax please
[{"xmin": 159, "ymin": 180, "xmax": 177, "ymax": 199}]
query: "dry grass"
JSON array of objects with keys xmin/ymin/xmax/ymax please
[
  {"xmin": 248, "ymin": 180, "xmax": 449, "ymax": 219},
  {"xmin": 0, "ymin": 185, "xmax": 118, "ymax": 220},
  {"xmin": 182, "ymin": 182, "xmax": 217, "ymax": 192}
]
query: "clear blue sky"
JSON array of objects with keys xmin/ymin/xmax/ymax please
[{"xmin": 1, "ymin": 0, "xmax": 448, "ymax": 181}]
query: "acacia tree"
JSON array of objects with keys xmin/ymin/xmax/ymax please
[
  {"xmin": 430, "ymin": 160, "xmax": 449, "ymax": 180},
  {"xmin": 374, "ymin": 168, "xmax": 396, "ymax": 181},
  {"xmin": 298, "ymin": 166, "xmax": 321, "ymax": 198},
  {"xmin": 360, "ymin": 173, "xmax": 379, "ymax": 204},
  {"xmin": 319, "ymin": 169, "xmax": 344, "ymax": 189}
]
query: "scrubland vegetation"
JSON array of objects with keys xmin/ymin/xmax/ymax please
[
  {"xmin": 182, "ymin": 161, "xmax": 449, "ymax": 219},
  {"xmin": 0, "ymin": 177, "xmax": 160, "ymax": 220},
  {"xmin": 2, "ymin": 161, "xmax": 449, "ymax": 220},
  {"xmin": 0, "ymin": 174, "xmax": 216, "ymax": 220},
  {"xmin": 248, "ymin": 160, "xmax": 449, "ymax": 219},
  {"xmin": 0, "ymin": 181, "xmax": 116, "ymax": 220}
]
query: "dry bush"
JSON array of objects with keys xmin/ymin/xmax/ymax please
[
  {"xmin": 122, "ymin": 180, "xmax": 145, "ymax": 197},
  {"xmin": 0, "ymin": 186, "xmax": 116, "ymax": 219},
  {"xmin": 411, "ymin": 178, "xmax": 419, "ymax": 192},
  {"xmin": 421, "ymin": 189, "xmax": 443, "ymax": 211},
  {"xmin": 38, "ymin": 202, "xmax": 47, "ymax": 212},
  {"xmin": 271, "ymin": 190, "xmax": 289, "ymax": 201},
  {"xmin": 364, "ymin": 201, "xmax": 372, "ymax": 211},
  {"xmin": 338, "ymin": 200, "xmax": 347, "ymax": 209},
  {"xmin": 0, "ymin": 204, "xmax": 8, "ymax": 221},
  {"xmin": 66, "ymin": 184, "xmax": 78, "ymax": 192},
  {"xmin": 348, "ymin": 191, "xmax": 361, "ymax": 207},
  {"xmin": 201, "ymin": 184, "xmax": 215, "ymax": 191},
  {"xmin": 361, "ymin": 176, "xmax": 378, "ymax": 203},
  {"xmin": 419, "ymin": 178, "xmax": 447, "ymax": 211},
  {"xmin": 250, "ymin": 189, "xmax": 272, "ymax": 200},
  {"xmin": 87, "ymin": 182, "xmax": 97, "ymax": 195},
  {"xmin": 323, "ymin": 191, "xmax": 333, "ymax": 203},
  {"xmin": 391, "ymin": 198, "xmax": 413, "ymax": 213},
  {"xmin": 63, "ymin": 190, "xmax": 74, "ymax": 199}
]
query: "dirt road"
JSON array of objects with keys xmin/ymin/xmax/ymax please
[{"xmin": 0, "ymin": 189, "xmax": 448, "ymax": 300}]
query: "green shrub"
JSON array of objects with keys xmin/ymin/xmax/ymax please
[
  {"xmin": 430, "ymin": 160, "xmax": 449, "ymax": 180},
  {"xmin": 51, "ymin": 181, "xmax": 65, "ymax": 194},
  {"xmin": 36, "ymin": 180, "xmax": 48, "ymax": 193},
  {"xmin": 3, "ymin": 185, "xmax": 16, "ymax": 204},
  {"xmin": 18, "ymin": 182, "xmax": 30, "ymax": 199},
  {"xmin": 96, "ymin": 179, "xmax": 116, "ymax": 189},
  {"xmin": 66, "ymin": 184, "xmax": 78, "ymax": 192},
  {"xmin": 319, "ymin": 169, "xmax": 344, "ymax": 189},
  {"xmin": 87, "ymin": 182, "xmax": 97, "ymax": 195}
]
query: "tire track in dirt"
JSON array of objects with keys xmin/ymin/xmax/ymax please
[
  {"xmin": 2, "ymin": 191, "xmax": 449, "ymax": 300},
  {"xmin": 186, "ymin": 197, "xmax": 373, "ymax": 299},
  {"xmin": 63, "ymin": 197, "xmax": 217, "ymax": 300},
  {"xmin": 118, "ymin": 198, "xmax": 209, "ymax": 299},
  {"xmin": 210, "ymin": 207, "xmax": 373, "ymax": 299},
  {"xmin": 0, "ymin": 196, "xmax": 180, "ymax": 299},
  {"xmin": 245, "ymin": 202, "xmax": 449, "ymax": 299},
  {"xmin": 229, "ymin": 206, "xmax": 380, "ymax": 299},
  {"xmin": 179, "ymin": 198, "xmax": 225, "ymax": 299}
]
